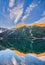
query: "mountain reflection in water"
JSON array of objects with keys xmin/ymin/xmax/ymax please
[{"xmin": 0, "ymin": 39, "xmax": 45, "ymax": 54}]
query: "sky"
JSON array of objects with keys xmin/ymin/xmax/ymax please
[{"xmin": 0, "ymin": 0, "xmax": 45, "ymax": 28}]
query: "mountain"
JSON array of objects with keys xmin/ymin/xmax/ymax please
[
  {"xmin": 0, "ymin": 50, "xmax": 45, "ymax": 65},
  {"xmin": 15, "ymin": 23, "xmax": 27, "ymax": 28},
  {"xmin": 15, "ymin": 23, "xmax": 45, "ymax": 28},
  {"xmin": 30, "ymin": 24, "xmax": 45, "ymax": 27},
  {"xmin": 0, "ymin": 28, "xmax": 8, "ymax": 38},
  {"xmin": 0, "ymin": 27, "xmax": 7, "ymax": 33},
  {"xmin": 0, "ymin": 24, "xmax": 45, "ymax": 53}
]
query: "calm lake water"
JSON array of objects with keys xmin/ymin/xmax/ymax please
[{"xmin": 0, "ymin": 38, "xmax": 45, "ymax": 53}]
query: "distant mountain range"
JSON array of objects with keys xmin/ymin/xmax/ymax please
[
  {"xmin": 15, "ymin": 23, "xmax": 45, "ymax": 28},
  {"xmin": 0, "ymin": 27, "xmax": 7, "ymax": 33},
  {"xmin": 0, "ymin": 24, "xmax": 45, "ymax": 54}
]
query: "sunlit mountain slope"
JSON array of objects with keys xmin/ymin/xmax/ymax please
[
  {"xmin": 15, "ymin": 23, "xmax": 27, "ymax": 28},
  {"xmin": 30, "ymin": 24, "xmax": 45, "ymax": 27},
  {"xmin": 15, "ymin": 23, "xmax": 45, "ymax": 28}
]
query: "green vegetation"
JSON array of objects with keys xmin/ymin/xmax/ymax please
[{"xmin": 0, "ymin": 26, "xmax": 45, "ymax": 53}]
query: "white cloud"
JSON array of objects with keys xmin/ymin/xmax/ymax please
[
  {"xmin": 34, "ymin": 17, "xmax": 45, "ymax": 23},
  {"xmin": 9, "ymin": 2, "xmax": 24, "ymax": 24},
  {"xmin": 9, "ymin": 0, "xmax": 15, "ymax": 8},
  {"xmin": 22, "ymin": 3, "xmax": 38, "ymax": 21}
]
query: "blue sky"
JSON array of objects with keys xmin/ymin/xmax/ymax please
[{"xmin": 0, "ymin": 0, "xmax": 45, "ymax": 28}]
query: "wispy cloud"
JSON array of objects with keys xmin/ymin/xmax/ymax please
[
  {"xmin": 34, "ymin": 17, "xmax": 45, "ymax": 23},
  {"xmin": 9, "ymin": 0, "xmax": 15, "ymax": 8},
  {"xmin": 22, "ymin": 3, "xmax": 38, "ymax": 22},
  {"xmin": 8, "ymin": 1, "xmax": 38, "ymax": 25},
  {"xmin": 9, "ymin": 2, "xmax": 24, "ymax": 24},
  {"xmin": 12, "ymin": 56, "xmax": 18, "ymax": 65}
]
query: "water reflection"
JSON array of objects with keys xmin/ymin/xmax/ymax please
[
  {"xmin": 0, "ymin": 50, "xmax": 45, "ymax": 65},
  {"xmin": 0, "ymin": 38, "xmax": 45, "ymax": 53}
]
